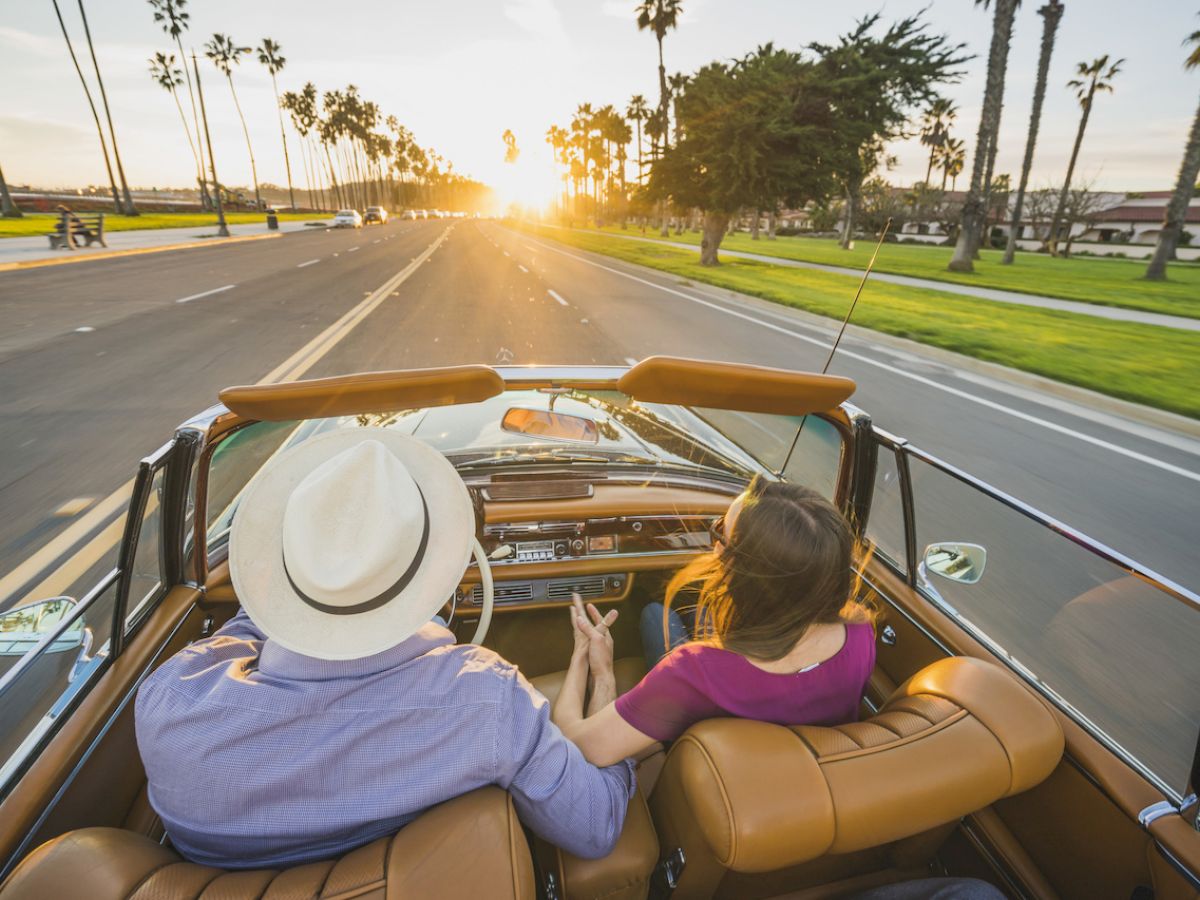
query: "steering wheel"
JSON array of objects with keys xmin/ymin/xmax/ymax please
[{"xmin": 469, "ymin": 537, "xmax": 494, "ymax": 646}]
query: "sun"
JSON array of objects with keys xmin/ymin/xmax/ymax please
[{"xmin": 491, "ymin": 153, "xmax": 561, "ymax": 215}]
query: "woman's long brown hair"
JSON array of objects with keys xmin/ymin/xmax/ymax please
[{"xmin": 664, "ymin": 477, "xmax": 875, "ymax": 662}]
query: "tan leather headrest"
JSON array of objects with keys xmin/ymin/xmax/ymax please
[
  {"xmin": 617, "ymin": 357, "xmax": 855, "ymax": 415},
  {"xmin": 654, "ymin": 656, "xmax": 1063, "ymax": 873}
]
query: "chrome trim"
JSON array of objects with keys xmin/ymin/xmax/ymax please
[
  {"xmin": 1140, "ymin": 800, "xmax": 1181, "ymax": 828},
  {"xmin": 1155, "ymin": 840, "xmax": 1200, "ymax": 890},
  {"xmin": 880, "ymin": 625, "xmax": 897, "ymax": 646}
]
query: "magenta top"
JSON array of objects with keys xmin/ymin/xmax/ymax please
[{"xmin": 614, "ymin": 622, "xmax": 876, "ymax": 742}]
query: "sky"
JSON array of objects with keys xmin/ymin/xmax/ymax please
[{"xmin": 2, "ymin": 0, "xmax": 1197, "ymax": 207}]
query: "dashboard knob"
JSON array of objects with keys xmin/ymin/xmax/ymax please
[
  {"xmin": 631, "ymin": 521, "xmax": 643, "ymax": 533},
  {"xmin": 571, "ymin": 539, "xmax": 585, "ymax": 552}
]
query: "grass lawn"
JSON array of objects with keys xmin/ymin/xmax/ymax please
[
  {"xmin": 521, "ymin": 223, "xmax": 1200, "ymax": 420},
  {"xmin": 591, "ymin": 224, "xmax": 1200, "ymax": 321},
  {"xmin": 0, "ymin": 211, "xmax": 323, "ymax": 239}
]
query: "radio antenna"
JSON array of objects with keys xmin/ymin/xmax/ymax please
[{"xmin": 778, "ymin": 218, "xmax": 892, "ymax": 477}]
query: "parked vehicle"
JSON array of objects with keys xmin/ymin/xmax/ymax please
[
  {"xmin": 364, "ymin": 206, "xmax": 388, "ymax": 225},
  {"xmin": 0, "ymin": 358, "xmax": 1196, "ymax": 899},
  {"xmin": 331, "ymin": 209, "xmax": 362, "ymax": 229}
]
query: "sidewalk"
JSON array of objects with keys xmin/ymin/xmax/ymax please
[
  {"xmin": 586, "ymin": 229, "xmax": 1200, "ymax": 333},
  {"xmin": 0, "ymin": 219, "xmax": 322, "ymax": 270}
]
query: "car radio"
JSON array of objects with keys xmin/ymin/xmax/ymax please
[{"xmin": 513, "ymin": 539, "xmax": 568, "ymax": 562}]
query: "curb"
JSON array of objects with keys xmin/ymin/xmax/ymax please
[
  {"xmin": 520, "ymin": 224, "xmax": 1200, "ymax": 442},
  {"xmin": 0, "ymin": 231, "xmax": 284, "ymax": 273}
]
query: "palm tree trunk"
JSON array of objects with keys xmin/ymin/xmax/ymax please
[
  {"xmin": 948, "ymin": 0, "xmax": 1016, "ymax": 272},
  {"xmin": 767, "ymin": 208, "xmax": 777, "ymax": 239},
  {"xmin": 840, "ymin": 186, "xmax": 859, "ymax": 250},
  {"xmin": 169, "ymin": 85, "xmax": 204, "ymax": 202},
  {"xmin": 941, "ymin": 165, "xmax": 950, "ymax": 191},
  {"xmin": 227, "ymin": 75, "xmax": 262, "ymax": 209},
  {"xmin": 77, "ymin": 0, "xmax": 136, "ymax": 215},
  {"xmin": 925, "ymin": 148, "xmax": 936, "ymax": 185},
  {"xmin": 324, "ymin": 142, "xmax": 343, "ymax": 209},
  {"xmin": 1047, "ymin": 93, "xmax": 1094, "ymax": 256},
  {"xmin": 750, "ymin": 210, "xmax": 761, "ymax": 240},
  {"xmin": 270, "ymin": 73, "xmax": 296, "ymax": 210},
  {"xmin": 1145, "ymin": 98, "xmax": 1200, "ymax": 281},
  {"xmin": 1003, "ymin": 1, "xmax": 1063, "ymax": 264},
  {"xmin": 176, "ymin": 35, "xmax": 209, "ymax": 208},
  {"xmin": 974, "ymin": 135, "xmax": 1000, "ymax": 256},
  {"xmin": 0, "ymin": 163, "xmax": 21, "ymax": 217},
  {"xmin": 191, "ymin": 52, "xmax": 228, "ymax": 237},
  {"xmin": 52, "ymin": 0, "xmax": 121, "ymax": 214}
]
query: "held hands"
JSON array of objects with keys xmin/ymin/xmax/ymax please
[{"xmin": 570, "ymin": 593, "xmax": 618, "ymax": 678}]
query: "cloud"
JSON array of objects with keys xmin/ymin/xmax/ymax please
[
  {"xmin": 504, "ymin": 0, "xmax": 569, "ymax": 44},
  {"xmin": 0, "ymin": 26, "xmax": 60, "ymax": 57}
]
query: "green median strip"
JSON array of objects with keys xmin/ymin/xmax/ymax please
[
  {"xmin": 521, "ymin": 223, "xmax": 1200, "ymax": 421},
  {"xmin": 0, "ymin": 211, "xmax": 322, "ymax": 239},
  {"xmin": 590, "ymin": 225, "xmax": 1200, "ymax": 321}
]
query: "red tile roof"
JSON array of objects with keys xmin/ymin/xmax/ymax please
[{"xmin": 1096, "ymin": 204, "xmax": 1200, "ymax": 223}]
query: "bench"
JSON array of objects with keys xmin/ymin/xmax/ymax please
[{"xmin": 47, "ymin": 211, "xmax": 106, "ymax": 250}]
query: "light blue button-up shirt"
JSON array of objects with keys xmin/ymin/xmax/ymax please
[{"xmin": 135, "ymin": 609, "xmax": 636, "ymax": 869}]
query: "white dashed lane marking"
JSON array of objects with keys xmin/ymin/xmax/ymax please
[
  {"xmin": 518, "ymin": 265, "xmax": 529, "ymax": 273},
  {"xmin": 176, "ymin": 284, "xmax": 236, "ymax": 304},
  {"xmin": 297, "ymin": 259, "xmax": 320, "ymax": 268},
  {"xmin": 548, "ymin": 290, "xmax": 568, "ymax": 307}
]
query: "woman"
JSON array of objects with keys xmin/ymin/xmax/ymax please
[{"xmin": 552, "ymin": 478, "xmax": 875, "ymax": 767}]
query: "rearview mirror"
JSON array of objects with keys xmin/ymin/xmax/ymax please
[
  {"xmin": 501, "ymin": 408, "xmax": 599, "ymax": 443},
  {"xmin": 922, "ymin": 542, "xmax": 987, "ymax": 585}
]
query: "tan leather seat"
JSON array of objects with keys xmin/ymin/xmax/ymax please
[
  {"xmin": 0, "ymin": 787, "xmax": 535, "ymax": 900},
  {"xmin": 530, "ymin": 657, "xmax": 659, "ymax": 900},
  {"xmin": 649, "ymin": 656, "xmax": 1065, "ymax": 899}
]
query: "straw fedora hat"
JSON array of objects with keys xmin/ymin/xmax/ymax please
[{"xmin": 229, "ymin": 428, "xmax": 475, "ymax": 660}]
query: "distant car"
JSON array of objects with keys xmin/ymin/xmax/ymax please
[
  {"xmin": 401, "ymin": 209, "xmax": 418, "ymax": 221},
  {"xmin": 364, "ymin": 206, "xmax": 388, "ymax": 225},
  {"xmin": 332, "ymin": 209, "xmax": 362, "ymax": 229}
]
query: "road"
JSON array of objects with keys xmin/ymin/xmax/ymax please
[{"xmin": 2, "ymin": 215, "xmax": 1199, "ymax": 791}]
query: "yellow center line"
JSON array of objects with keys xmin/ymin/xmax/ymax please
[{"xmin": 1, "ymin": 225, "xmax": 453, "ymax": 611}]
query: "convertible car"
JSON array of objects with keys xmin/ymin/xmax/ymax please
[{"xmin": 0, "ymin": 358, "xmax": 1195, "ymax": 899}]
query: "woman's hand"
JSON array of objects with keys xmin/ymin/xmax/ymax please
[{"xmin": 572, "ymin": 594, "xmax": 617, "ymax": 676}]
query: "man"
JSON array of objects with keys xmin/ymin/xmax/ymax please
[{"xmin": 135, "ymin": 428, "xmax": 635, "ymax": 869}]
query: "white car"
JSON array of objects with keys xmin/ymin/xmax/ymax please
[
  {"xmin": 332, "ymin": 209, "xmax": 362, "ymax": 229},
  {"xmin": 364, "ymin": 206, "xmax": 388, "ymax": 225},
  {"xmin": 401, "ymin": 209, "xmax": 418, "ymax": 220}
]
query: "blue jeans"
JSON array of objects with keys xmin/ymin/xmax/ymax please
[{"xmin": 640, "ymin": 602, "xmax": 691, "ymax": 665}]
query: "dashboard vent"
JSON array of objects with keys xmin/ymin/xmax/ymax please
[
  {"xmin": 470, "ymin": 582, "xmax": 534, "ymax": 605},
  {"xmin": 547, "ymin": 576, "xmax": 608, "ymax": 601},
  {"xmin": 483, "ymin": 481, "xmax": 594, "ymax": 501}
]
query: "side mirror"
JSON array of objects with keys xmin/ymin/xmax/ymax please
[
  {"xmin": 0, "ymin": 597, "xmax": 83, "ymax": 678},
  {"xmin": 922, "ymin": 542, "xmax": 987, "ymax": 585}
]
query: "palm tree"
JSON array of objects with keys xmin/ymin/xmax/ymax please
[
  {"xmin": 0, "ymin": 163, "xmax": 21, "ymax": 218},
  {"xmin": 626, "ymin": 95, "xmax": 650, "ymax": 184},
  {"xmin": 502, "ymin": 129, "xmax": 520, "ymax": 164},
  {"xmin": 1002, "ymin": 1, "xmax": 1064, "ymax": 264},
  {"xmin": 51, "ymin": 0, "xmax": 121, "ymax": 214},
  {"xmin": 150, "ymin": 52, "xmax": 204, "ymax": 197},
  {"xmin": 205, "ymin": 33, "xmax": 261, "ymax": 209},
  {"xmin": 940, "ymin": 138, "xmax": 967, "ymax": 190},
  {"xmin": 667, "ymin": 72, "xmax": 689, "ymax": 146},
  {"xmin": 1046, "ymin": 54, "xmax": 1124, "ymax": 255},
  {"xmin": 257, "ymin": 39, "xmax": 296, "ymax": 210},
  {"xmin": 919, "ymin": 98, "xmax": 957, "ymax": 184},
  {"xmin": 948, "ymin": 0, "xmax": 1019, "ymax": 272},
  {"xmin": 149, "ymin": 0, "xmax": 208, "ymax": 207},
  {"xmin": 637, "ymin": 0, "xmax": 683, "ymax": 236},
  {"xmin": 77, "ymin": 0, "xmax": 136, "ymax": 215},
  {"xmin": 636, "ymin": 0, "xmax": 683, "ymax": 150},
  {"xmin": 1146, "ymin": 23, "xmax": 1200, "ymax": 280}
]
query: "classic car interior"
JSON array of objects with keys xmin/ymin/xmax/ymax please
[{"xmin": 0, "ymin": 358, "xmax": 1196, "ymax": 900}]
